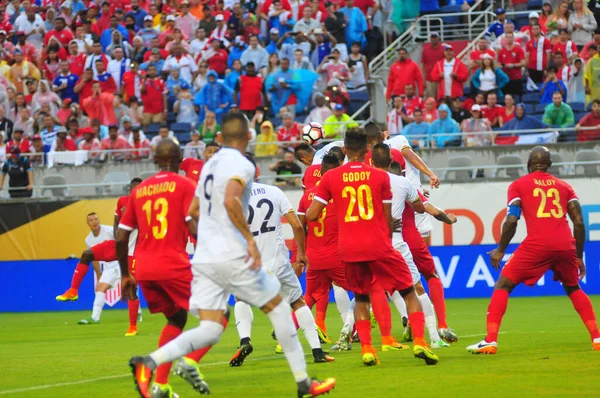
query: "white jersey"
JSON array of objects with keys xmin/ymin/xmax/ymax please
[
  {"xmin": 386, "ymin": 135, "xmax": 422, "ymax": 192},
  {"xmin": 193, "ymin": 147, "xmax": 256, "ymax": 265},
  {"xmin": 312, "ymin": 140, "xmax": 344, "ymax": 165},
  {"xmin": 85, "ymin": 225, "xmax": 119, "ymax": 270},
  {"xmin": 248, "ymin": 182, "xmax": 294, "ymax": 269},
  {"xmin": 389, "ymin": 172, "xmax": 419, "ymax": 246}
]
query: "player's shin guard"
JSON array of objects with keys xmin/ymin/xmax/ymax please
[
  {"xmin": 91, "ymin": 292, "xmax": 105, "ymax": 321},
  {"xmin": 333, "ymin": 285, "xmax": 351, "ymax": 323},
  {"xmin": 71, "ymin": 263, "xmax": 90, "ymax": 291},
  {"xmin": 390, "ymin": 291, "xmax": 408, "ymax": 319},
  {"xmin": 568, "ymin": 289, "xmax": 600, "ymax": 340},
  {"xmin": 408, "ymin": 312, "xmax": 426, "ymax": 346},
  {"xmin": 187, "ymin": 316, "xmax": 230, "ymax": 362},
  {"xmin": 266, "ymin": 301, "xmax": 309, "ymax": 383},
  {"xmin": 428, "ymin": 277, "xmax": 448, "ymax": 329},
  {"xmin": 485, "ymin": 289, "xmax": 509, "ymax": 343},
  {"xmin": 418, "ymin": 293, "xmax": 441, "ymax": 341},
  {"xmin": 295, "ymin": 306, "xmax": 321, "ymax": 349},
  {"xmin": 370, "ymin": 284, "xmax": 392, "ymax": 338},
  {"xmin": 154, "ymin": 324, "xmax": 184, "ymax": 384},
  {"xmin": 234, "ymin": 301, "xmax": 254, "ymax": 341},
  {"xmin": 128, "ymin": 299, "xmax": 140, "ymax": 327}
]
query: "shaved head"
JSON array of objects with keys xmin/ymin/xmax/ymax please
[
  {"xmin": 154, "ymin": 139, "xmax": 182, "ymax": 172},
  {"xmin": 528, "ymin": 146, "xmax": 552, "ymax": 172},
  {"xmin": 371, "ymin": 143, "xmax": 391, "ymax": 169},
  {"xmin": 221, "ymin": 112, "xmax": 250, "ymax": 146}
]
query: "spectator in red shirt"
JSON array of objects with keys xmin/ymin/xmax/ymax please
[
  {"xmin": 233, "ymin": 62, "xmax": 268, "ymax": 118},
  {"xmin": 259, "ymin": 0, "xmax": 292, "ymax": 21},
  {"xmin": 14, "ymin": 32, "xmax": 38, "ymax": 64},
  {"xmin": 74, "ymin": 68, "xmax": 97, "ymax": 112},
  {"xmin": 122, "ymin": 61, "xmax": 141, "ymax": 103},
  {"xmin": 203, "ymin": 38, "xmax": 229, "ymax": 77},
  {"xmin": 499, "ymin": 31, "xmax": 526, "ymax": 100},
  {"xmin": 129, "ymin": 126, "xmax": 151, "ymax": 160},
  {"xmin": 340, "ymin": 0, "xmax": 379, "ymax": 19},
  {"xmin": 402, "ymin": 83, "xmax": 425, "ymax": 123},
  {"xmin": 430, "ymin": 44, "xmax": 469, "ymax": 101},
  {"xmin": 526, "ymin": 24, "xmax": 552, "ymax": 83},
  {"xmin": 44, "ymin": 17, "xmax": 74, "ymax": 47},
  {"xmin": 469, "ymin": 38, "xmax": 496, "ymax": 72},
  {"xmin": 520, "ymin": 12, "xmax": 540, "ymax": 38},
  {"xmin": 101, "ymin": 124, "xmax": 132, "ymax": 161},
  {"xmin": 277, "ymin": 112, "xmax": 302, "ymax": 145},
  {"xmin": 67, "ymin": 41, "xmax": 86, "ymax": 77},
  {"xmin": 50, "ymin": 127, "xmax": 77, "ymax": 152},
  {"xmin": 77, "ymin": 127, "xmax": 102, "ymax": 160},
  {"xmin": 553, "ymin": 28, "xmax": 579, "ymax": 63},
  {"xmin": 480, "ymin": 92, "xmax": 505, "ymax": 128},
  {"xmin": 420, "ymin": 32, "xmax": 445, "ymax": 99},
  {"xmin": 6, "ymin": 128, "xmax": 30, "ymax": 153},
  {"xmin": 575, "ymin": 99, "xmax": 600, "ymax": 141},
  {"xmin": 140, "ymin": 64, "xmax": 167, "ymax": 126},
  {"xmin": 83, "ymin": 81, "xmax": 117, "ymax": 126},
  {"xmin": 386, "ymin": 47, "xmax": 424, "ymax": 99},
  {"xmin": 95, "ymin": 59, "xmax": 117, "ymax": 93}
]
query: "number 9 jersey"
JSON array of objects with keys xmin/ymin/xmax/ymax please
[{"xmin": 507, "ymin": 171, "xmax": 577, "ymax": 251}]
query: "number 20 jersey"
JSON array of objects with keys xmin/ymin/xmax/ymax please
[
  {"xmin": 314, "ymin": 162, "xmax": 395, "ymax": 263},
  {"xmin": 194, "ymin": 148, "xmax": 256, "ymax": 265},
  {"xmin": 507, "ymin": 171, "xmax": 577, "ymax": 251}
]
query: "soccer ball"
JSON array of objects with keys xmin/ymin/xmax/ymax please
[{"xmin": 302, "ymin": 122, "xmax": 324, "ymax": 145}]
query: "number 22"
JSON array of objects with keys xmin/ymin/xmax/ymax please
[{"xmin": 533, "ymin": 187, "xmax": 564, "ymax": 218}]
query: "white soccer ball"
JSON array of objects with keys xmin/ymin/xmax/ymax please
[{"xmin": 302, "ymin": 122, "xmax": 324, "ymax": 145}]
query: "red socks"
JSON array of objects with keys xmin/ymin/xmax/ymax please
[
  {"xmin": 408, "ymin": 311, "xmax": 425, "ymax": 346},
  {"xmin": 569, "ymin": 289, "xmax": 600, "ymax": 340},
  {"xmin": 128, "ymin": 299, "xmax": 140, "ymax": 327},
  {"xmin": 187, "ymin": 316, "xmax": 229, "ymax": 363},
  {"xmin": 155, "ymin": 324, "xmax": 183, "ymax": 384},
  {"xmin": 370, "ymin": 284, "xmax": 391, "ymax": 337},
  {"xmin": 315, "ymin": 293, "xmax": 329, "ymax": 333},
  {"xmin": 70, "ymin": 263, "xmax": 89, "ymax": 291},
  {"xmin": 428, "ymin": 277, "xmax": 448, "ymax": 329},
  {"xmin": 485, "ymin": 289, "xmax": 509, "ymax": 343},
  {"xmin": 355, "ymin": 320, "xmax": 372, "ymax": 348}
]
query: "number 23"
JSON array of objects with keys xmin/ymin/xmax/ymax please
[{"xmin": 534, "ymin": 187, "xmax": 564, "ymax": 218}]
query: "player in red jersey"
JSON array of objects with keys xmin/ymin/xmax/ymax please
[
  {"xmin": 179, "ymin": 141, "xmax": 220, "ymax": 183},
  {"xmin": 118, "ymin": 140, "xmax": 214, "ymax": 397},
  {"xmin": 306, "ymin": 128, "xmax": 439, "ymax": 366},
  {"xmin": 468, "ymin": 147, "xmax": 600, "ymax": 354}
]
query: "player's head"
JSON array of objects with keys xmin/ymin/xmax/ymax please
[
  {"xmin": 328, "ymin": 146, "xmax": 344, "ymax": 163},
  {"xmin": 527, "ymin": 146, "xmax": 552, "ymax": 173},
  {"xmin": 245, "ymin": 153, "xmax": 260, "ymax": 181},
  {"xmin": 294, "ymin": 142, "xmax": 316, "ymax": 166},
  {"xmin": 86, "ymin": 212, "xmax": 100, "ymax": 231},
  {"xmin": 389, "ymin": 161, "xmax": 403, "ymax": 176},
  {"xmin": 364, "ymin": 121, "xmax": 384, "ymax": 150},
  {"xmin": 321, "ymin": 152, "xmax": 341, "ymax": 175},
  {"xmin": 343, "ymin": 127, "xmax": 368, "ymax": 161},
  {"xmin": 220, "ymin": 112, "xmax": 251, "ymax": 150},
  {"xmin": 371, "ymin": 143, "xmax": 391, "ymax": 170},
  {"xmin": 129, "ymin": 177, "xmax": 142, "ymax": 191},
  {"xmin": 154, "ymin": 138, "xmax": 182, "ymax": 172},
  {"xmin": 204, "ymin": 141, "xmax": 220, "ymax": 161}
]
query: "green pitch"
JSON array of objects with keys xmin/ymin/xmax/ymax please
[{"xmin": 1, "ymin": 296, "xmax": 598, "ymax": 398}]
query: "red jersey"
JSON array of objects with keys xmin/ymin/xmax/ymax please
[
  {"xmin": 364, "ymin": 148, "xmax": 406, "ymax": 170},
  {"xmin": 141, "ymin": 77, "xmax": 166, "ymax": 114},
  {"xmin": 507, "ymin": 171, "xmax": 576, "ymax": 251},
  {"xmin": 115, "ymin": 195, "xmax": 129, "ymax": 218},
  {"xmin": 480, "ymin": 104, "xmax": 504, "ymax": 126},
  {"xmin": 119, "ymin": 171, "xmax": 196, "ymax": 281},
  {"xmin": 498, "ymin": 46, "xmax": 525, "ymax": 80},
  {"xmin": 297, "ymin": 187, "xmax": 339, "ymax": 270},
  {"xmin": 526, "ymin": 36, "xmax": 552, "ymax": 71},
  {"xmin": 180, "ymin": 158, "xmax": 204, "ymax": 183},
  {"xmin": 315, "ymin": 162, "xmax": 394, "ymax": 262},
  {"xmin": 403, "ymin": 96, "xmax": 425, "ymax": 117},
  {"xmin": 552, "ymin": 40, "xmax": 578, "ymax": 62},
  {"xmin": 302, "ymin": 164, "xmax": 322, "ymax": 190}
]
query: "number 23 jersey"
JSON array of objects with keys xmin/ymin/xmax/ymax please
[
  {"xmin": 315, "ymin": 162, "xmax": 395, "ymax": 262},
  {"xmin": 507, "ymin": 171, "xmax": 577, "ymax": 251}
]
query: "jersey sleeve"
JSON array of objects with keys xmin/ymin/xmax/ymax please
[
  {"xmin": 564, "ymin": 182, "xmax": 578, "ymax": 203},
  {"xmin": 405, "ymin": 179, "xmax": 419, "ymax": 203},
  {"xmin": 297, "ymin": 193, "xmax": 308, "ymax": 215},
  {"xmin": 180, "ymin": 158, "xmax": 189, "ymax": 174},
  {"xmin": 277, "ymin": 187, "xmax": 295, "ymax": 216},
  {"xmin": 115, "ymin": 196, "xmax": 126, "ymax": 217},
  {"xmin": 183, "ymin": 179, "xmax": 196, "ymax": 220},
  {"xmin": 118, "ymin": 196, "xmax": 138, "ymax": 231},
  {"xmin": 507, "ymin": 180, "xmax": 521, "ymax": 205},
  {"xmin": 389, "ymin": 135, "xmax": 410, "ymax": 151},
  {"xmin": 381, "ymin": 172, "xmax": 393, "ymax": 203},
  {"xmin": 314, "ymin": 172, "xmax": 332, "ymax": 204},
  {"xmin": 230, "ymin": 159, "xmax": 255, "ymax": 188}
]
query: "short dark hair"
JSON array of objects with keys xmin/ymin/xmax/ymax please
[
  {"xmin": 553, "ymin": 51, "xmax": 564, "ymax": 57},
  {"xmin": 559, "ymin": 28, "xmax": 568, "ymax": 34},
  {"xmin": 86, "ymin": 212, "xmax": 97, "ymax": 218},
  {"xmin": 398, "ymin": 47, "xmax": 407, "ymax": 53},
  {"xmin": 547, "ymin": 65, "xmax": 558, "ymax": 73},
  {"xmin": 592, "ymin": 99, "xmax": 600, "ymax": 106},
  {"xmin": 389, "ymin": 161, "xmax": 403, "ymax": 175},
  {"xmin": 205, "ymin": 141, "xmax": 221, "ymax": 149},
  {"xmin": 131, "ymin": 178, "xmax": 143, "ymax": 185},
  {"xmin": 589, "ymin": 44, "xmax": 598, "ymax": 51},
  {"xmin": 294, "ymin": 142, "xmax": 314, "ymax": 159},
  {"xmin": 221, "ymin": 111, "xmax": 250, "ymax": 140},
  {"xmin": 344, "ymin": 127, "xmax": 367, "ymax": 152},
  {"xmin": 328, "ymin": 146, "xmax": 344, "ymax": 162},
  {"xmin": 413, "ymin": 108, "xmax": 423, "ymax": 115},
  {"xmin": 371, "ymin": 143, "xmax": 391, "ymax": 168},
  {"xmin": 364, "ymin": 121, "xmax": 382, "ymax": 143},
  {"xmin": 321, "ymin": 152, "xmax": 340, "ymax": 173},
  {"xmin": 245, "ymin": 61, "xmax": 255, "ymax": 68},
  {"xmin": 55, "ymin": 17, "xmax": 66, "ymax": 23}
]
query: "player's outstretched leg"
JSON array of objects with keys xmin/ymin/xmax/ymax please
[
  {"xmin": 564, "ymin": 285, "xmax": 600, "ymax": 350},
  {"xmin": 230, "ymin": 300, "xmax": 254, "ymax": 367},
  {"xmin": 401, "ymin": 287, "xmax": 439, "ymax": 365},
  {"xmin": 56, "ymin": 249, "xmax": 95, "ymax": 302},
  {"xmin": 414, "ymin": 282, "xmax": 448, "ymax": 348},
  {"xmin": 427, "ymin": 276, "xmax": 458, "ymax": 343},
  {"xmin": 291, "ymin": 297, "xmax": 335, "ymax": 363},
  {"xmin": 371, "ymin": 283, "xmax": 407, "ymax": 351}
]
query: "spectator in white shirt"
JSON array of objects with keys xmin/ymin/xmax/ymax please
[
  {"xmin": 189, "ymin": 27, "xmax": 209, "ymax": 59},
  {"xmin": 304, "ymin": 92, "xmax": 332, "ymax": 125},
  {"xmin": 107, "ymin": 47, "xmax": 130, "ymax": 92},
  {"xmin": 175, "ymin": 0, "xmax": 199, "ymax": 40},
  {"xmin": 240, "ymin": 35, "xmax": 270, "ymax": 71},
  {"xmin": 13, "ymin": 8, "xmax": 46, "ymax": 50},
  {"xmin": 293, "ymin": 6, "xmax": 321, "ymax": 38},
  {"xmin": 386, "ymin": 95, "xmax": 404, "ymax": 136},
  {"xmin": 292, "ymin": 48, "xmax": 314, "ymax": 70},
  {"xmin": 163, "ymin": 42, "xmax": 198, "ymax": 83}
]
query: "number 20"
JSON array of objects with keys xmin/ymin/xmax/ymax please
[{"xmin": 342, "ymin": 185, "xmax": 374, "ymax": 222}]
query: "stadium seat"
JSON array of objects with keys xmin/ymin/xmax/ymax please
[
  {"xmin": 575, "ymin": 111, "xmax": 587, "ymax": 123},
  {"xmin": 144, "ymin": 123, "xmax": 161, "ymax": 138},
  {"xmin": 444, "ymin": 155, "xmax": 475, "ymax": 180},
  {"xmin": 574, "ymin": 150, "xmax": 600, "ymax": 175},
  {"xmin": 348, "ymin": 90, "xmax": 369, "ymax": 102},
  {"xmin": 522, "ymin": 104, "xmax": 534, "ymax": 114},
  {"xmin": 270, "ymin": 117, "xmax": 282, "ymax": 128},
  {"xmin": 175, "ymin": 132, "xmax": 191, "ymax": 144},
  {"xmin": 140, "ymin": 170, "xmax": 156, "ymax": 180},
  {"xmin": 514, "ymin": 16, "xmax": 529, "ymax": 31},
  {"xmin": 41, "ymin": 174, "xmax": 68, "ymax": 197},
  {"xmin": 439, "ymin": 5, "xmax": 462, "ymax": 25},
  {"xmin": 548, "ymin": 152, "xmax": 565, "ymax": 176},
  {"xmin": 99, "ymin": 171, "xmax": 130, "ymax": 195},
  {"xmin": 570, "ymin": 102, "xmax": 586, "ymax": 112},
  {"xmin": 522, "ymin": 92, "xmax": 541, "ymax": 104},
  {"xmin": 166, "ymin": 112, "xmax": 177, "ymax": 125},
  {"xmin": 171, "ymin": 122, "xmax": 192, "ymax": 134},
  {"xmin": 528, "ymin": 0, "xmax": 543, "ymax": 9},
  {"xmin": 534, "ymin": 103, "xmax": 548, "ymax": 114},
  {"xmin": 493, "ymin": 154, "xmax": 525, "ymax": 179}
]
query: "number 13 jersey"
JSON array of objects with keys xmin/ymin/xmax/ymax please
[
  {"xmin": 194, "ymin": 148, "xmax": 256, "ymax": 265},
  {"xmin": 314, "ymin": 162, "xmax": 395, "ymax": 262},
  {"xmin": 507, "ymin": 171, "xmax": 577, "ymax": 251}
]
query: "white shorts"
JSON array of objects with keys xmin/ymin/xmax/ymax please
[
  {"xmin": 415, "ymin": 212, "xmax": 433, "ymax": 237},
  {"xmin": 99, "ymin": 266, "xmax": 121, "ymax": 288},
  {"xmin": 267, "ymin": 261, "xmax": 303, "ymax": 304},
  {"xmin": 393, "ymin": 238, "xmax": 421, "ymax": 286},
  {"xmin": 189, "ymin": 258, "xmax": 281, "ymax": 314}
]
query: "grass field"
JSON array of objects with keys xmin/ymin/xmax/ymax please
[{"xmin": 1, "ymin": 296, "xmax": 599, "ymax": 398}]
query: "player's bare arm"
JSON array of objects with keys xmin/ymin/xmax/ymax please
[
  {"xmin": 224, "ymin": 179, "xmax": 261, "ymax": 270},
  {"xmin": 383, "ymin": 202, "xmax": 394, "ymax": 239},
  {"xmin": 284, "ymin": 211, "xmax": 308, "ymax": 272},
  {"xmin": 113, "ymin": 214, "xmax": 120, "ymax": 239},
  {"xmin": 567, "ymin": 199, "xmax": 586, "ymax": 279},
  {"xmin": 424, "ymin": 202, "xmax": 457, "ymax": 224},
  {"xmin": 401, "ymin": 147, "xmax": 440, "ymax": 188},
  {"xmin": 306, "ymin": 200, "xmax": 327, "ymax": 222},
  {"xmin": 116, "ymin": 228, "xmax": 136, "ymax": 300},
  {"xmin": 187, "ymin": 196, "xmax": 200, "ymax": 238},
  {"xmin": 489, "ymin": 200, "xmax": 520, "ymax": 270},
  {"xmin": 407, "ymin": 197, "xmax": 426, "ymax": 214}
]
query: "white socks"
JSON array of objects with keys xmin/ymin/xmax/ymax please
[
  {"xmin": 91, "ymin": 292, "xmax": 105, "ymax": 321},
  {"xmin": 267, "ymin": 300, "xmax": 308, "ymax": 383},
  {"xmin": 343, "ymin": 298, "xmax": 355, "ymax": 330},
  {"xmin": 295, "ymin": 305, "xmax": 321, "ymax": 349},
  {"xmin": 234, "ymin": 301, "xmax": 254, "ymax": 341},
  {"xmin": 390, "ymin": 291, "xmax": 408, "ymax": 319},
  {"xmin": 418, "ymin": 293, "xmax": 441, "ymax": 341},
  {"xmin": 149, "ymin": 320, "xmax": 224, "ymax": 367},
  {"xmin": 333, "ymin": 285, "xmax": 351, "ymax": 323}
]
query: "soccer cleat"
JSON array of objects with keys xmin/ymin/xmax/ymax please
[
  {"xmin": 381, "ymin": 337, "xmax": 409, "ymax": 352},
  {"xmin": 370, "ymin": 310, "xmax": 377, "ymax": 329},
  {"xmin": 400, "ymin": 324, "xmax": 413, "ymax": 342},
  {"xmin": 330, "ymin": 325, "xmax": 352, "ymax": 351},
  {"xmin": 401, "ymin": 316, "xmax": 408, "ymax": 329},
  {"xmin": 351, "ymin": 331, "xmax": 360, "ymax": 343},
  {"xmin": 297, "ymin": 377, "xmax": 336, "ymax": 398},
  {"xmin": 313, "ymin": 348, "xmax": 335, "ymax": 363},
  {"xmin": 317, "ymin": 326, "xmax": 331, "ymax": 344},
  {"xmin": 149, "ymin": 383, "xmax": 179, "ymax": 398},
  {"xmin": 129, "ymin": 356, "xmax": 153, "ymax": 398},
  {"xmin": 125, "ymin": 325, "xmax": 138, "ymax": 336},
  {"xmin": 229, "ymin": 342, "xmax": 253, "ymax": 367},
  {"xmin": 592, "ymin": 338, "xmax": 600, "ymax": 350},
  {"xmin": 78, "ymin": 317, "xmax": 99, "ymax": 325},
  {"xmin": 173, "ymin": 357, "xmax": 210, "ymax": 395},
  {"xmin": 431, "ymin": 339, "xmax": 450, "ymax": 349},
  {"xmin": 466, "ymin": 340, "xmax": 498, "ymax": 355},
  {"xmin": 56, "ymin": 288, "xmax": 78, "ymax": 302},
  {"xmin": 274, "ymin": 343, "xmax": 283, "ymax": 354},
  {"xmin": 413, "ymin": 344, "xmax": 439, "ymax": 365},
  {"xmin": 270, "ymin": 327, "xmax": 277, "ymax": 340},
  {"xmin": 439, "ymin": 328, "xmax": 458, "ymax": 343}
]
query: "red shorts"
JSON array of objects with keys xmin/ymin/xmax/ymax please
[
  {"xmin": 305, "ymin": 266, "xmax": 351, "ymax": 303},
  {"xmin": 342, "ymin": 251, "xmax": 413, "ymax": 296},
  {"xmin": 405, "ymin": 232, "xmax": 436, "ymax": 279},
  {"xmin": 91, "ymin": 240, "xmax": 117, "ymax": 262},
  {"xmin": 139, "ymin": 276, "xmax": 192, "ymax": 317},
  {"xmin": 501, "ymin": 245, "xmax": 579, "ymax": 287}
]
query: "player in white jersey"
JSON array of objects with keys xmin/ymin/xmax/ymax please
[
  {"xmin": 230, "ymin": 162, "xmax": 334, "ymax": 366},
  {"xmin": 132, "ymin": 113, "xmax": 336, "ymax": 398},
  {"xmin": 76, "ymin": 213, "xmax": 121, "ymax": 325},
  {"xmin": 371, "ymin": 144, "xmax": 450, "ymax": 348}
]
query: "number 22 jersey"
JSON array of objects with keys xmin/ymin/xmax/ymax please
[{"xmin": 314, "ymin": 162, "xmax": 395, "ymax": 262}]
